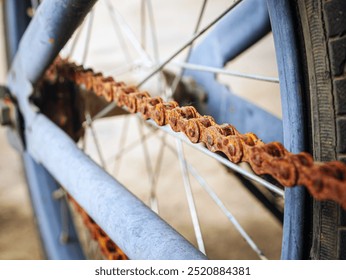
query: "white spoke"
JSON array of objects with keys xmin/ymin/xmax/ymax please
[
  {"xmin": 85, "ymin": 113, "xmax": 106, "ymax": 169},
  {"xmin": 106, "ymin": 127, "xmax": 158, "ymax": 165},
  {"xmin": 104, "ymin": 0, "xmax": 133, "ymax": 63},
  {"xmin": 82, "ymin": 9, "xmax": 95, "ymax": 64},
  {"xmin": 176, "ymin": 139, "xmax": 206, "ymax": 254},
  {"xmin": 136, "ymin": 119, "xmax": 158, "ymax": 209},
  {"xmin": 68, "ymin": 25, "xmax": 84, "ymax": 59},
  {"xmin": 187, "ymin": 160, "xmax": 267, "ymax": 259},
  {"xmin": 113, "ymin": 117, "xmax": 131, "ymax": 176},
  {"xmin": 164, "ymin": 141, "xmax": 268, "ymax": 259},
  {"xmin": 105, "ymin": 0, "xmax": 152, "ymax": 65},
  {"xmin": 173, "ymin": 61, "xmax": 280, "ymax": 83},
  {"xmin": 137, "ymin": 0, "xmax": 243, "ymax": 87},
  {"xmin": 140, "ymin": 0, "xmax": 147, "ymax": 49},
  {"xmin": 148, "ymin": 132, "xmax": 167, "ymax": 213},
  {"xmin": 145, "ymin": 0, "xmax": 159, "ymax": 63},
  {"xmin": 171, "ymin": 0, "xmax": 208, "ymax": 94}
]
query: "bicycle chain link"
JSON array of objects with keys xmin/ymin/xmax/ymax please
[{"xmin": 43, "ymin": 56, "xmax": 346, "ymax": 258}]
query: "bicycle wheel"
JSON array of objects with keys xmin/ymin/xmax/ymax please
[{"xmin": 3, "ymin": 0, "xmax": 346, "ymax": 259}]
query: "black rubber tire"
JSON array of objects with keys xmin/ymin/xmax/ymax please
[{"xmin": 294, "ymin": 0, "xmax": 346, "ymax": 259}]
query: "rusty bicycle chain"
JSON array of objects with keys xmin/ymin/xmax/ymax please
[
  {"xmin": 45, "ymin": 57, "xmax": 346, "ymax": 207},
  {"xmin": 43, "ymin": 57, "xmax": 346, "ymax": 258}
]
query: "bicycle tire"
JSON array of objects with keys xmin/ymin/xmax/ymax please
[{"xmin": 293, "ymin": 0, "xmax": 346, "ymax": 260}]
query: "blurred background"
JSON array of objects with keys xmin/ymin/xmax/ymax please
[{"xmin": 0, "ymin": 0, "xmax": 282, "ymax": 259}]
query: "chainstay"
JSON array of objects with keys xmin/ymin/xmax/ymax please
[{"xmin": 44, "ymin": 57, "xmax": 346, "ymax": 208}]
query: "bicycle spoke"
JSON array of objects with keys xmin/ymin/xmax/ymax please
[
  {"xmin": 148, "ymin": 132, "xmax": 167, "ymax": 213},
  {"xmin": 67, "ymin": 25, "xmax": 84, "ymax": 59},
  {"xmin": 136, "ymin": 118, "xmax": 160, "ymax": 210},
  {"xmin": 105, "ymin": 0, "xmax": 152, "ymax": 64},
  {"xmin": 145, "ymin": 0, "xmax": 159, "ymax": 63},
  {"xmin": 144, "ymin": 0, "xmax": 167, "ymax": 96},
  {"xmin": 140, "ymin": 0, "xmax": 147, "ymax": 49},
  {"xmin": 82, "ymin": 9, "xmax": 95, "ymax": 64},
  {"xmin": 176, "ymin": 139, "xmax": 206, "ymax": 254},
  {"xmin": 106, "ymin": 125, "xmax": 158, "ymax": 165},
  {"xmin": 163, "ymin": 141, "xmax": 268, "ymax": 259},
  {"xmin": 186, "ymin": 162, "xmax": 267, "ymax": 260},
  {"xmin": 113, "ymin": 116, "xmax": 131, "ymax": 176},
  {"xmin": 80, "ymin": 131, "xmax": 87, "ymax": 152},
  {"xmin": 85, "ymin": 113, "xmax": 106, "ymax": 169},
  {"xmin": 172, "ymin": 61, "xmax": 280, "ymax": 83},
  {"xmin": 107, "ymin": 60, "xmax": 143, "ymax": 77},
  {"xmin": 104, "ymin": 0, "xmax": 132, "ymax": 64},
  {"xmin": 92, "ymin": 102, "xmax": 117, "ymax": 121},
  {"xmin": 137, "ymin": 0, "xmax": 243, "ymax": 87},
  {"xmin": 170, "ymin": 0, "xmax": 208, "ymax": 94}
]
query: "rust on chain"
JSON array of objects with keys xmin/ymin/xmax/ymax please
[
  {"xmin": 68, "ymin": 196, "xmax": 128, "ymax": 260},
  {"xmin": 44, "ymin": 56, "xmax": 346, "ymax": 210}
]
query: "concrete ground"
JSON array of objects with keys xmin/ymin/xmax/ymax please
[{"xmin": 0, "ymin": 0, "xmax": 282, "ymax": 260}]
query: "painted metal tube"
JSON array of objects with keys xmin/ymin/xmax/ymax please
[
  {"xmin": 26, "ymin": 113, "xmax": 206, "ymax": 260},
  {"xmin": 12, "ymin": 0, "xmax": 98, "ymax": 84}
]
